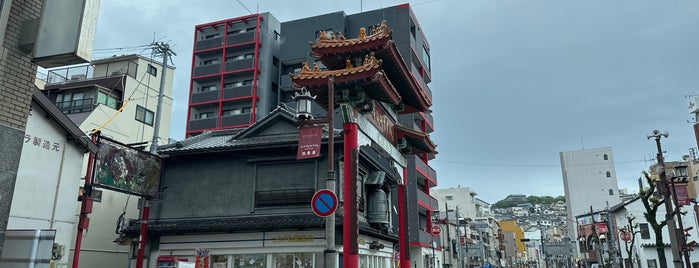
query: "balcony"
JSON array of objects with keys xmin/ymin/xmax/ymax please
[
  {"xmin": 192, "ymin": 64, "xmax": 221, "ymax": 77},
  {"xmin": 418, "ymin": 230, "xmax": 442, "ymax": 248},
  {"xmin": 226, "ymin": 31, "xmax": 255, "ymax": 46},
  {"xmin": 419, "ymin": 112, "xmax": 434, "ymax": 133},
  {"xmin": 195, "ymin": 37, "xmax": 224, "ymax": 51},
  {"xmin": 225, "ymin": 58, "xmax": 254, "ymax": 72},
  {"xmin": 221, "ymin": 113, "xmax": 251, "ymax": 127},
  {"xmin": 190, "ymin": 90, "xmax": 220, "ymax": 104},
  {"xmin": 413, "ymin": 155, "xmax": 437, "ymax": 187},
  {"xmin": 412, "ymin": 72, "xmax": 432, "ymax": 103},
  {"xmin": 188, "ymin": 117, "xmax": 217, "ymax": 131},
  {"xmin": 417, "ymin": 189, "xmax": 438, "ymax": 211},
  {"xmin": 223, "ymin": 85, "xmax": 253, "ymax": 99},
  {"xmin": 56, "ymin": 98, "xmax": 94, "ymax": 114}
]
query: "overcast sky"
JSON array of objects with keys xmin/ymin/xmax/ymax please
[{"xmin": 90, "ymin": 0, "xmax": 699, "ymax": 204}]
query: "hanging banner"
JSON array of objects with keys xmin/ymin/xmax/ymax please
[
  {"xmin": 195, "ymin": 248, "xmax": 210, "ymax": 268},
  {"xmin": 670, "ymin": 184, "xmax": 690, "ymax": 206},
  {"xmin": 297, "ymin": 125, "xmax": 323, "ymax": 159}
]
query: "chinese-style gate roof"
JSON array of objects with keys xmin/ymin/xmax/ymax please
[
  {"xmin": 309, "ymin": 20, "xmax": 432, "ymax": 113},
  {"xmin": 395, "ymin": 125, "xmax": 437, "ymax": 154},
  {"xmin": 290, "ymin": 54, "xmax": 402, "ymax": 111}
]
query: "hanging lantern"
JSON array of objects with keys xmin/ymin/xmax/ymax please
[{"xmin": 293, "ymin": 87, "xmax": 316, "ymax": 120}]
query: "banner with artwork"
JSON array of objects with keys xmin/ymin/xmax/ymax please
[
  {"xmin": 92, "ymin": 136, "xmax": 162, "ymax": 197},
  {"xmin": 195, "ymin": 248, "xmax": 210, "ymax": 268}
]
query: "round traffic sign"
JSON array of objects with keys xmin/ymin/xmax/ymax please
[
  {"xmin": 311, "ymin": 189, "xmax": 338, "ymax": 217},
  {"xmin": 431, "ymin": 225, "xmax": 442, "ymax": 236}
]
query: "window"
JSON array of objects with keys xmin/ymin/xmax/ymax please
[
  {"xmin": 246, "ymin": 27, "xmax": 256, "ymax": 32},
  {"xmin": 196, "ymin": 112, "xmax": 214, "ymax": 119},
  {"xmin": 147, "ymin": 64, "xmax": 157, "ymax": 77},
  {"xmin": 609, "ymin": 189, "xmax": 614, "ymax": 195},
  {"xmin": 224, "ymin": 81, "xmax": 243, "ymax": 88},
  {"xmin": 603, "ymin": 154, "xmax": 608, "ymax": 160},
  {"xmin": 228, "ymin": 29, "xmax": 241, "ymax": 35},
  {"xmin": 606, "ymin": 171, "xmax": 611, "ymax": 178},
  {"xmin": 639, "ymin": 223, "xmax": 650, "ymax": 239},
  {"xmin": 204, "ymin": 33, "xmax": 220, "ymax": 40},
  {"xmin": 202, "ymin": 58, "xmax": 219, "ymax": 65},
  {"xmin": 241, "ymin": 107, "xmax": 252, "ymax": 114},
  {"xmin": 198, "ymin": 85, "xmax": 217, "ymax": 92},
  {"xmin": 245, "ymin": 53, "xmax": 254, "ymax": 59},
  {"xmin": 272, "ymin": 56, "xmax": 279, "ymax": 67},
  {"xmin": 446, "ymin": 195, "xmax": 454, "ymax": 201},
  {"xmin": 315, "ymin": 28, "xmax": 333, "ymax": 39},
  {"xmin": 273, "ymin": 30, "xmax": 280, "ymax": 41},
  {"xmin": 135, "ymin": 105, "xmax": 154, "ymax": 126},
  {"xmin": 222, "ymin": 109, "xmax": 240, "ymax": 116},
  {"xmin": 243, "ymin": 79, "xmax": 253, "ymax": 86},
  {"xmin": 422, "ymin": 45, "xmax": 431, "ymax": 71},
  {"xmin": 97, "ymin": 92, "xmax": 118, "ymax": 109}
]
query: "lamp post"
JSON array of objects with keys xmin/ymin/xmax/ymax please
[
  {"xmin": 648, "ymin": 130, "xmax": 683, "ymax": 268},
  {"xmin": 669, "ymin": 164, "xmax": 692, "ymax": 268},
  {"xmin": 294, "ymin": 82, "xmax": 337, "ymax": 268}
]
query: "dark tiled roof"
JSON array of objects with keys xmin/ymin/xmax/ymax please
[
  {"xmin": 32, "ymin": 87, "xmax": 97, "ymax": 153},
  {"xmin": 159, "ymin": 105, "xmax": 341, "ymax": 154}
]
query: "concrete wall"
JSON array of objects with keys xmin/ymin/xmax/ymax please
[{"xmin": 0, "ymin": 0, "xmax": 44, "ymax": 255}]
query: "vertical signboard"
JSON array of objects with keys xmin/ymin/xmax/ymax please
[
  {"xmin": 297, "ymin": 125, "xmax": 323, "ymax": 159},
  {"xmin": 195, "ymin": 248, "xmax": 209, "ymax": 268}
]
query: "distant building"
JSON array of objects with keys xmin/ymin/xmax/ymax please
[
  {"xmin": 560, "ymin": 147, "xmax": 621, "ymax": 257},
  {"xmin": 432, "ymin": 187, "xmax": 479, "ymax": 220}
]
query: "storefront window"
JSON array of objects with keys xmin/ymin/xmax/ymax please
[
  {"xmin": 234, "ymin": 254, "xmax": 266, "ymax": 267},
  {"xmin": 211, "ymin": 255, "xmax": 228, "ymax": 268},
  {"xmin": 273, "ymin": 253, "xmax": 314, "ymax": 268}
]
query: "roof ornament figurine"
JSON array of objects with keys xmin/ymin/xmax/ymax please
[
  {"xmin": 313, "ymin": 62, "xmax": 321, "ymax": 72},
  {"xmin": 358, "ymin": 27, "xmax": 367, "ymax": 39}
]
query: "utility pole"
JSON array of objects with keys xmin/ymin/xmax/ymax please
[
  {"xmin": 648, "ymin": 130, "xmax": 683, "ymax": 268},
  {"xmin": 136, "ymin": 42, "xmax": 175, "ymax": 268},
  {"xmin": 456, "ymin": 206, "xmax": 463, "ymax": 268}
]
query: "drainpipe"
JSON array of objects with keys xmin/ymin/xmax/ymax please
[{"xmin": 28, "ymin": 229, "xmax": 41, "ymax": 268}]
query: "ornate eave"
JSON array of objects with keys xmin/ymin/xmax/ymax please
[
  {"xmin": 309, "ymin": 21, "xmax": 432, "ymax": 113},
  {"xmin": 290, "ymin": 56, "xmax": 402, "ymax": 110},
  {"xmin": 395, "ymin": 125, "xmax": 437, "ymax": 154}
]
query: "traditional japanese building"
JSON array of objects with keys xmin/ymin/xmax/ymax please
[{"xmin": 125, "ymin": 4, "xmax": 438, "ymax": 268}]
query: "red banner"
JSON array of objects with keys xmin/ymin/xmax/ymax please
[
  {"xmin": 595, "ymin": 223, "xmax": 609, "ymax": 234},
  {"xmin": 297, "ymin": 126, "xmax": 323, "ymax": 159},
  {"xmin": 670, "ymin": 184, "xmax": 690, "ymax": 206},
  {"xmin": 195, "ymin": 248, "xmax": 209, "ymax": 268}
]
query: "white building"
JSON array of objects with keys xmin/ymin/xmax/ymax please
[
  {"xmin": 7, "ymin": 88, "xmax": 98, "ymax": 267},
  {"xmin": 561, "ymin": 147, "xmax": 621, "ymax": 256},
  {"xmin": 611, "ymin": 196, "xmax": 699, "ymax": 268},
  {"xmin": 41, "ymin": 54, "xmax": 175, "ymax": 268},
  {"xmin": 431, "ymin": 187, "xmax": 479, "ymax": 220}
]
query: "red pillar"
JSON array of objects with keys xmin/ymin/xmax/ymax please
[
  {"xmin": 343, "ymin": 122, "xmax": 359, "ymax": 268},
  {"xmin": 136, "ymin": 200, "xmax": 150, "ymax": 268},
  {"xmin": 72, "ymin": 135, "xmax": 97, "ymax": 268},
  {"xmin": 398, "ymin": 179, "xmax": 411, "ymax": 268}
]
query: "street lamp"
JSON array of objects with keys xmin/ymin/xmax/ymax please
[
  {"xmin": 293, "ymin": 88, "xmax": 316, "ymax": 120},
  {"xmin": 294, "ymin": 80, "xmax": 337, "ymax": 268},
  {"xmin": 647, "ymin": 130, "xmax": 683, "ymax": 268}
]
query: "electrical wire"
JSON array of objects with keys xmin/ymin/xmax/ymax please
[{"xmin": 433, "ymin": 159, "xmax": 647, "ymax": 168}]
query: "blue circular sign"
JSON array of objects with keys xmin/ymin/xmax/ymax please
[{"xmin": 311, "ymin": 189, "xmax": 337, "ymax": 217}]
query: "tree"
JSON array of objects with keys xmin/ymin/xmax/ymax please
[
  {"xmin": 639, "ymin": 171, "xmax": 668, "ymax": 268},
  {"xmin": 619, "ymin": 214, "xmax": 642, "ymax": 268}
]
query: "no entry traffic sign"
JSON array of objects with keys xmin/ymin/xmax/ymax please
[
  {"xmin": 431, "ymin": 225, "xmax": 442, "ymax": 236},
  {"xmin": 311, "ymin": 189, "xmax": 338, "ymax": 217}
]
